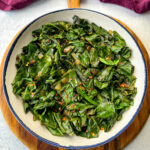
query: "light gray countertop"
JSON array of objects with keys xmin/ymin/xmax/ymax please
[{"xmin": 0, "ymin": 0, "xmax": 150, "ymax": 149}]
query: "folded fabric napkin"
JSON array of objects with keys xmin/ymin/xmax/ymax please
[
  {"xmin": 100, "ymin": 0, "xmax": 150, "ymax": 13},
  {"xmin": 0, "ymin": 0, "xmax": 35, "ymax": 11}
]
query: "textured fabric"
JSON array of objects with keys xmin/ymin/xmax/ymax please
[
  {"xmin": 100, "ymin": 0, "xmax": 150, "ymax": 13},
  {"xmin": 0, "ymin": 0, "xmax": 35, "ymax": 11}
]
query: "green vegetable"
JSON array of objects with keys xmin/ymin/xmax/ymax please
[
  {"xmin": 77, "ymin": 87, "xmax": 98, "ymax": 105},
  {"xmin": 96, "ymin": 102, "xmax": 115, "ymax": 118},
  {"xmin": 111, "ymin": 31, "xmax": 125, "ymax": 54},
  {"xmin": 99, "ymin": 57, "xmax": 119, "ymax": 66},
  {"xmin": 12, "ymin": 16, "xmax": 137, "ymax": 138}
]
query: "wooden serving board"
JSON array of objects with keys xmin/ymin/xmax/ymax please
[{"xmin": 0, "ymin": 16, "xmax": 150, "ymax": 150}]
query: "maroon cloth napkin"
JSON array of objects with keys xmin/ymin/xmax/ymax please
[
  {"xmin": 100, "ymin": 0, "xmax": 150, "ymax": 13},
  {"xmin": 0, "ymin": 0, "xmax": 35, "ymax": 11}
]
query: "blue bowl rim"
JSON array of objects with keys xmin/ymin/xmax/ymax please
[{"xmin": 2, "ymin": 8, "xmax": 147, "ymax": 149}]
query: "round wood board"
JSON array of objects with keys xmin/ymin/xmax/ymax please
[{"xmin": 0, "ymin": 17, "xmax": 150, "ymax": 150}]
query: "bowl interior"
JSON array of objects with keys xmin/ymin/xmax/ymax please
[{"xmin": 4, "ymin": 9, "xmax": 146, "ymax": 148}]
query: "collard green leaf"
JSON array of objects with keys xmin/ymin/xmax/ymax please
[
  {"xmin": 71, "ymin": 117, "xmax": 81, "ymax": 131},
  {"xmin": 62, "ymin": 87, "xmax": 74, "ymax": 104},
  {"xmin": 47, "ymin": 126, "xmax": 63, "ymax": 136},
  {"xmin": 69, "ymin": 70, "xmax": 80, "ymax": 87},
  {"xmin": 121, "ymin": 47, "xmax": 131, "ymax": 60},
  {"xmin": 99, "ymin": 57, "xmax": 119, "ymax": 66},
  {"xmin": 85, "ymin": 34, "xmax": 98, "ymax": 42},
  {"xmin": 77, "ymin": 87, "xmax": 98, "ymax": 105},
  {"xmin": 96, "ymin": 102, "xmax": 115, "ymax": 118},
  {"xmin": 117, "ymin": 61, "xmax": 133, "ymax": 76},
  {"xmin": 12, "ymin": 15, "xmax": 136, "ymax": 138},
  {"xmin": 33, "ymin": 100, "xmax": 55, "ymax": 110},
  {"xmin": 90, "ymin": 48, "xmax": 99, "ymax": 67},
  {"xmin": 97, "ymin": 67, "xmax": 113, "ymax": 82},
  {"xmin": 53, "ymin": 112, "xmax": 66, "ymax": 133},
  {"xmin": 80, "ymin": 51, "xmax": 90, "ymax": 68},
  {"xmin": 40, "ymin": 111, "xmax": 56, "ymax": 129},
  {"xmin": 111, "ymin": 31, "xmax": 125, "ymax": 54},
  {"xmin": 66, "ymin": 32, "xmax": 78, "ymax": 40},
  {"xmin": 62, "ymin": 117, "xmax": 74, "ymax": 136},
  {"xmin": 76, "ymin": 117, "xmax": 99, "ymax": 138},
  {"xmin": 69, "ymin": 40, "xmax": 85, "ymax": 47},
  {"xmin": 66, "ymin": 103, "xmax": 94, "ymax": 111},
  {"xmin": 94, "ymin": 79, "xmax": 109, "ymax": 90}
]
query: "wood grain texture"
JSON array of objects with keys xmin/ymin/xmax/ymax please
[
  {"xmin": 0, "ymin": 18, "xmax": 150, "ymax": 150},
  {"xmin": 68, "ymin": 0, "xmax": 80, "ymax": 8}
]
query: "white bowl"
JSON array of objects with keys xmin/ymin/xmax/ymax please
[{"xmin": 3, "ymin": 9, "xmax": 147, "ymax": 149}]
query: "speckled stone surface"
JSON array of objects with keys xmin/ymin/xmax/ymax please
[{"xmin": 0, "ymin": 0, "xmax": 150, "ymax": 149}]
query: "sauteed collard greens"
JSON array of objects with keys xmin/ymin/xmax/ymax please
[{"xmin": 12, "ymin": 16, "xmax": 137, "ymax": 138}]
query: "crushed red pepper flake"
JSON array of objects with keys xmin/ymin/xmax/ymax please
[
  {"xmin": 29, "ymin": 84, "xmax": 34, "ymax": 87},
  {"xmin": 91, "ymin": 132, "xmax": 95, "ymax": 136},
  {"xmin": 30, "ymin": 60, "xmax": 36, "ymax": 64},
  {"xmin": 62, "ymin": 117, "xmax": 66, "ymax": 121},
  {"xmin": 89, "ymin": 76, "xmax": 93, "ymax": 79},
  {"xmin": 105, "ymin": 57, "xmax": 111, "ymax": 60},
  {"xmin": 101, "ymin": 127, "xmax": 104, "ymax": 130},
  {"xmin": 120, "ymin": 83, "xmax": 129, "ymax": 88},
  {"xmin": 71, "ymin": 104, "xmax": 75, "ymax": 108},
  {"xmin": 87, "ymin": 46, "xmax": 91, "ymax": 51},
  {"xmin": 89, "ymin": 41, "xmax": 92, "ymax": 45},
  {"xmin": 25, "ymin": 62, "xmax": 29, "ymax": 66},
  {"xmin": 44, "ymin": 57, "xmax": 48, "ymax": 60},
  {"xmin": 91, "ymin": 69, "xmax": 98, "ymax": 75},
  {"xmin": 102, "ymin": 43, "xmax": 106, "ymax": 46},
  {"xmin": 59, "ymin": 100, "xmax": 64, "ymax": 105},
  {"xmin": 81, "ymin": 37, "xmax": 85, "ymax": 41},
  {"xmin": 75, "ymin": 94, "xmax": 78, "ymax": 97},
  {"xmin": 34, "ymin": 75, "xmax": 39, "ymax": 80},
  {"xmin": 80, "ymin": 82, "xmax": 83, "ymax": 85},
  {"xmin": 80, "ymin": 86, "xmax": 85, "ymax": 90}
]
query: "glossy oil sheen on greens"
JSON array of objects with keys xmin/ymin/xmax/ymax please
[{"xmin": 12, "ymin": 16, "xmax": 137, "ymax": 138}]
